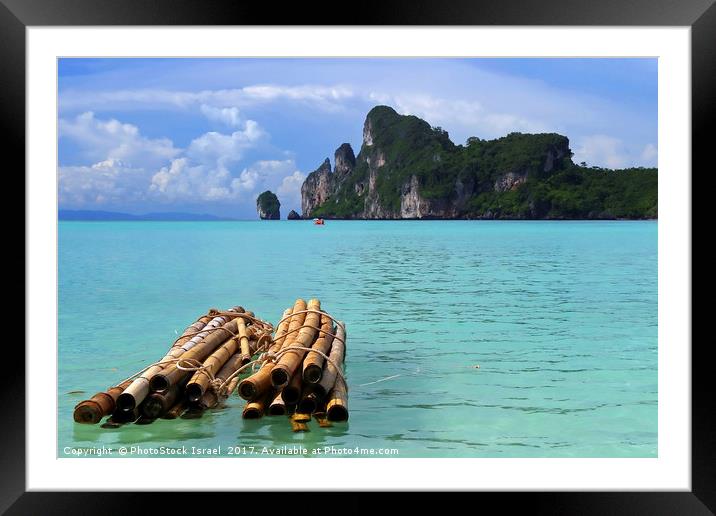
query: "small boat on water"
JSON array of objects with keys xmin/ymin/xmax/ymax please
[{"xmin": 313, "ymin": 218, "xmax": 325, "ymax": 225}]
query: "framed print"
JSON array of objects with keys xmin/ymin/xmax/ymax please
[{"xmin": 6, "ymin": 0, "xmax": 712, "ymax": 513}]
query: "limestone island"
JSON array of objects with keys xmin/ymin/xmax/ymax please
[
  {"xmin": 256, "ymin": 191, "xmax": 280, "ymax": 220},
  {"xmin": 300, "ymin": 106, "xmax": 657, "ymax": 220}
]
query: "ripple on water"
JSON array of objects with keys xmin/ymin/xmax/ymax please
[{"xmin": 59, "ymin": 220, "xmax": 657, "ymax": 458}]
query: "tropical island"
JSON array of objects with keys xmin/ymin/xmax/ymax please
[
  {"xmin": 256, "ymin": 190, "xmax": 281, "ymax": 220},
  {"xmin": 300, "ymin": 106, "xmax": 657, "ymax": 220}
]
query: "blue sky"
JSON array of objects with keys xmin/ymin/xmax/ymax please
[{"xmin": 58, "ymin": 58, "xmax": 657, "ymax": 219}]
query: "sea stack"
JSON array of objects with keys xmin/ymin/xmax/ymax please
[
  {"xmin": 287, "ymin": 209, "xmax": 302, "ymax": 220},
  {"xmin": 256, "ymin": 191, "xmax": 280, "ymax": 220}
]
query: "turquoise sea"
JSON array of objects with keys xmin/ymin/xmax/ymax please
[{"xmin": 59, "ymin": 220, "xmax": 657, "ymax": 458}]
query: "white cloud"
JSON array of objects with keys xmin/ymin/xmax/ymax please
[
  {"xmin": 59, "ymin": 111, "xmax": 273, "ymax": 209},
  {"xmin": 200, "ymin": 105, "xmax": 242, "ymax": 127},
  {"xmin": 150, "ymin": 158, "xmax": 234, "ymax": 203},
  {"xmin": 59, "ymin": 112, "xmax": 180, "ymax": 169},
  {"xmin": 640, "ymin": 143, "xmax": 658, "ymax": 165},
  {"xmin": 375, "ymin": 93, "xmax": 547, "ymax": 142},
  {"xmin": 60, "ymin": 84, "xmax": 355, "ymax": 114},
  {"xmin": 239, "ymin": 160, "xmax": 302, "ymax": 197},
  {"xmin": 148, "ymin": 157, "xmax": 302, "ymax": 206},
  {"xmin": 146, "ymin": 119, "xmax": 267, "ymax": 203},
  {"xmin": 187, "ymin": 121, "xmax": 264, "ymax": 165},
  {"xmin": 242, "ymin": 84, "xmax": 353, "ymax": 102},
  {"xmin": 277, "ymin": 170, "xmax": 307, "ymax": 210},
  {"xmin": 573, "ymin": 135, "xmax": 637, "ymax": 169},
  {"xmin": 231, "ymin": 167, "xmax": 260, "ymax": 193},
  {"xmin": 58, "ymin": 158, "xmax": 151, "ymax": 207}
]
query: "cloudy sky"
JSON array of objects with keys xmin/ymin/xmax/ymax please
[{"xmin": 58, "ymin": 58, "xmax": 657, "ymax": 219}]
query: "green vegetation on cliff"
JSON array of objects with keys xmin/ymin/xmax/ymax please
[
  {"xmin": 308, "ymin": 106, "xmax": 657, "ymax": 219},
  {"xmin": 256, "ymin": 190, "xmax": 281, "ymax": 220}
]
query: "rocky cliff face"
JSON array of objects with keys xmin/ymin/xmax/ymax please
[
  {"xmin": 299, "ymin": 105, "xmax": 655, "ymax": 220},
  {"xmin": 301, "ymin": 158, "xmax": 333, "ymax": 217},
  {"xmin": 256, "ymin": 190, "xmax": 280, "ymax": 220},
  {"xmin": 334, "ymin": 143, "xmax": 356, "ymax": 180}
]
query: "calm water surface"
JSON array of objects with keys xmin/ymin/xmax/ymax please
[{"xmin": 58, "ymin": 220, "xmax": 657, "ymax": 457}]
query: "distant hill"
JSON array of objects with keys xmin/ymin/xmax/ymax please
[
  {"xmin": 301, "ymin": 105, "xmax": 657, "ymax": 220},
  {"xmin": 58, "ymin": 210, "xmax": 235, "ymax": 221}
]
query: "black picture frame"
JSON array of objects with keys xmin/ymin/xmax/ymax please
[{"xmin": 4, "ymin": 0, "xmax": 711, "ymax": 513}]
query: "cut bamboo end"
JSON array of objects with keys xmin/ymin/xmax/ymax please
[
  {"xmin": 310, "ymin": 383, "xmax": 328, "ymax": 400},
  {"xmin": 298, "ymin": 391, "xmax": 319, "ymax": 415},
  {"xmin": 75, "ymin": 303, "xmax": 345, "ymax": 430},
  {"xmin": 242, "ymin": 401, "xmax": 265, "ymax": 419},
  {"xmin": 141, "ymin": 397, "xmax": 164, "ymax": 419},
  {"xmin": 238, "ymin": 380, "xmax": 257, "ymax": 400},
  {"xmin": 303, "ymin": 364, "xmax": 323, "ymax": 384},
  {"xmin": 141, "ymin": 386, "xmax": 179, "ymax": 419},
  {"xmin": 280, "ymin": 372, "xmax": 302, "ymax": 405},
  {"xmin": 238, "ymin": 366, "xmax": 273, "ymax": 401},
  {"xmin": 185, "ymin": 383, "xmax": 204, "ymax": 403},
  {"xmin": 73, "ymin": 400, "xmax": 104, "ymax": 424},
  {"xmin": 326, "ymin": 400, "xmax": 349, "ymax": 422},
  {"xmin": 111, "ymin": 407, "xmax": 139, "ymax": 424},
  {"xmin": 199, "ymin": 389, "xmax": 219, "ymax": 411},
  {"xmin": 268, "ymin": 392, "xmax": 287, "ymax": 416},
  {"xmin": 116, "ymin": 392, "xmax": 137, "ymax": 412},
  {"xmin": 271, "ymin": 365, "xmax": 291, "ymax": 389},
  {"xmin": 243, "ymin": 390, "xmax": 274, "ymax": 419},
  {"xmin": 149, "ymin": 370, "xmax": 172, "ymax": 393},
  {"xmin": 74, "ymin": 380, "xmax": 133, "ymax": 424},
  {"xmin": 326, "ymin": 379, "xmax": 349, "ymax": 422}
]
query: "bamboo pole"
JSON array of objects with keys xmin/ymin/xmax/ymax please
[
  {"xmin": 162, "ymin": 399, "xmax": 187, "ymax": 419},
  {"xmin": 271, "ymin": 299, "xmax": 320, "ymax": 388},
  {"xmin": 325, "ymin": 321, "xmax": 348, "ymax": 421},
  {"xmin": 314, "ymin": 323, "xmax": 347, "ymax": 399},
  {"xmin": 185, "ymin": 331, "xmax": 244, "ymax": 402},
  {"xmin": 149, "ymin": 315, "xmax": 244, "ymax": 392},
  {"xmin": 298, "ymin": 390, "xmax": 320, "ymax": 415},
  {"xmin": 302, "ymin": 314, "xmax": 335, "ymax": 383},
  {"xmin": 224, "ymin": 381, "xmax": 240, "ymax": 402},
  {"xmin": 280, "ymin": 370, "xmax": 303, "ymax": 405},
  {"xmin": 238, "ymin": 311, "xmax": 252, "ymax": 362},
  {"xmin": 117, "ymin": 308, "xmax": 242, "ymax": 411},
  {"xmin": 110, "ymin": 406, "xmax": 139, "ymax": 424},
  {"xmin": 238, "ymin": 306, "xmax": 295, "ymax": 400},
  {"xmin": 198, "ymin": 352, "xmax": 245, "ymax": 409},
  {"xmin": 267, "ymin": 391, "xmax": 287, "ymax": 416},
  {"xmin": 326, "ymin": 377, "xmax": 349, "ymax": 422},
  {"xmin": 116, "ymin": 318, "xmax": 208, "ymax": 412},
  {"xmin": 141, "ymin": 384, "xmax": 181, "ymax": 419},
  {"xmin": 73, "ymin": 379, "xmax": 133, "ymax": 424},
  {"xmin": 242, "ymin": 391, "xmax": 273, "ymax": 419}
]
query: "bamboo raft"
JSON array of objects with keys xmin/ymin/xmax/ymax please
[{"xmin": 73, "ymin": 299, "xmax": 348, "ymax": 430}]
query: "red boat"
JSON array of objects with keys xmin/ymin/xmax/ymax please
[{"xmin": 313, "ymin": 218, "xmax": 325, "ymax": 225}]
